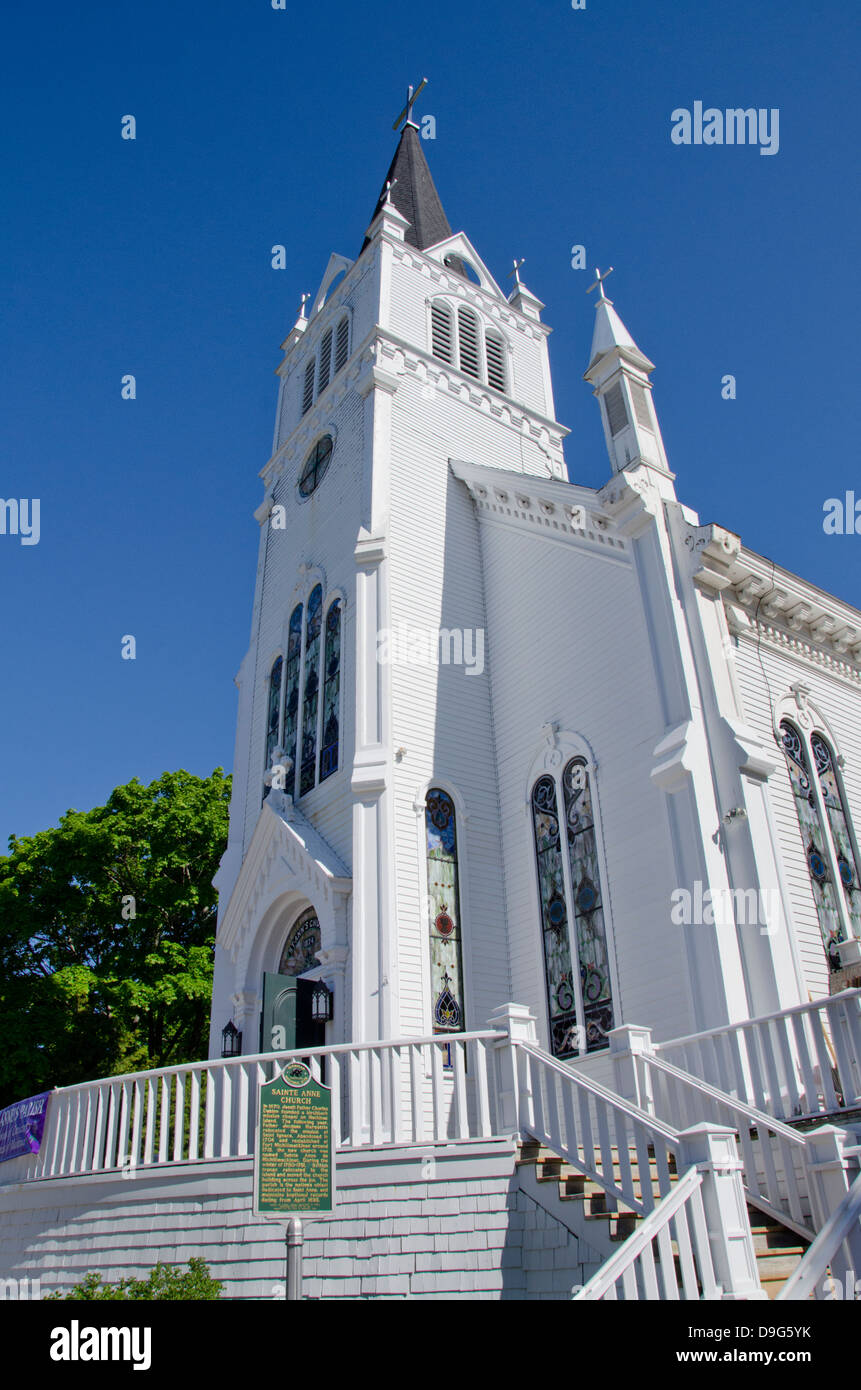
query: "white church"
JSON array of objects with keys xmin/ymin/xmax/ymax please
[{"xmin": 3, "ymin": 102, "xmax": 861, "ymax": 1302}]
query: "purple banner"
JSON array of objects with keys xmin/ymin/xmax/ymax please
[{"xmin": 0, "ymin": 1092, "xmax": 52, "ymax": 1163}]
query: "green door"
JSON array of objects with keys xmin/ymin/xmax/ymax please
[{"xmin": 260, "ymin": 972, "xmax": 325, "ymax": 1054}]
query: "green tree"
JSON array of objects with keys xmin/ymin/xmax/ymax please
[
  {"xmin": 0, "ymin": 769, "xmax": 230, "ymax": 1107},
  {"xmin": 46, "ymin": 1258, "xmax": 222, "ymax": 1300}
]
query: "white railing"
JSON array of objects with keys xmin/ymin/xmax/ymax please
[
  {"xmin": 639, "ymin": 1052, "xmax": 813, "ymax": 1238},
  {"xmin": 776, "ymin": 1169, "xmax": 861, "ymax": 1302},
  {"xmin": 516, "ymin": 1042, "xmax": 680, "ymax": 1216},
  {"xmin": 18, "ymin": 1030, "xmax": 505, "ymax": 1183},
  {"xmin": 572, "ymin": 1167, "xmax": 720, "ymax": 1301},
  {"xmin": 653, "ymin": 990, "xmax": 861, "ymax": 1122}
]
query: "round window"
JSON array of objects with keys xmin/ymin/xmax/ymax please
[{"xmin": 299, "ymin": 435, "xmax": 333, "ymax": 497}]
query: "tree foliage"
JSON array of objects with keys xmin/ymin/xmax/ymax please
[
  {"xmin": 46, "ymin": 1258, "xmax": 222, "ymax": 1301},
  {"xmin": 0, "ymin": 770, "xmax": 231, "ymax": 1108}
]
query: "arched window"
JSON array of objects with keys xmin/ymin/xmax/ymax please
[
  {"xmin": 431, "ymin": 302, "xmax": 454, "ymax": 365},
  {"xmin": 278, "ymin": 907, "xmax": 322, "ymax": 976},
  {"xmin": 317, "ymin": 327, "xmax": 333, "ymax": 396},
  {"xmin": 334, "ymin": 315, "xmax": 350, "ymax": 374},
  {"xmin": 299, "ymin": 585, "xmax": 323, "ymax": 796},
  {"xmin": 531, "ymin": 758, "xmax": 615, "ymax": 1057},
  {"xmin": 282, "ymin": 604, "xmax": 303, "ymax": 798},
  {"xmin": 264, "ymin": 656, "xmax": 283, "ymax": 791},
  {"xmin": 781, "ymin": 720, "xmax": 861, "ymax": 965},
  {"xmin": 425, "ymin": 789, "xmax": 465, "ymax": 1036},
  {"xmin": 485, "ymin": 329, "xmax": 506, "ymax": 392},
  {"xmin": 429, "ymin": 300, "xmax": 509, "ymax": 394},
  {"xmin": 320, "ymin": 599, "xmax": 341, "ymax": 781},
  {"xmin": 302, "ymin": 359, "xmax": 315, "ymax": 416},
  {"xmin": 457, "ymin": 306, "xmax": 481, "ymax": 380}
]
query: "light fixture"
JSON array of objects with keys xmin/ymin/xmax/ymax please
[
  {"xmin": 221, "ymin": 1020, "xmax": 242, "ymax": 1058},
  {"xmin": 311, "ymin": 983, "xmax": 333, "ymax": 1024}
]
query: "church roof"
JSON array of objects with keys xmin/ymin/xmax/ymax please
[{"xmin": 361, "ymin": 123, "xmax": 453, "ymax": 254}]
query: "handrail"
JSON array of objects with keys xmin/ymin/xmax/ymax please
[
  {"xmin": 42, "ymin": 1029, "xmax": 507, "ymax": 1099},
  {"xmin": 517, "ymin": 1041, "xmax": 679, "ymax": 1144},
  {"xmin": 572, "ymin": 1167, "xmax": 710, "ymax": 1300},
  {"xmin": 652, "ymin": 989, "xmax": 861, "ymax": 1053},
  {"xmin": 776, "ymin": 1170, "xmax": 861, "ymax": 1301},
  {"xmin": 642, "ymin": 1054, "xmax": 807, "ymax": 1147}
]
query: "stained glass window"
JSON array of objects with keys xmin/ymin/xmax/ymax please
[
  {"xmin": 425, "ymin": 789, "xmax": 465, "ymax": 1036},
  {"xmin": 780, "ymin": 720, "xmax": 846, "ymax": 965},
  {"xmin": 278, "ymin": 908, "xmax": 321, "ymax": 976},
  {"xmin": 263, "ymin": 657, "xmax": 283, "ymax": 798},
  {"xmin": 320, "ymin": 600, "xmax": 341, "ymax": 782},
  {"xmin": 531, "ymin": 763, "xmax": 614, "ymax": 1057},
  {"xmin": 282, "ymin": 604, "xmax": 303, "ymax": 799},
  {"xmin": 531, "ymin": 776, "xmax": 580, "ymax": 1059},
  {"xmin": 299, "ymin": 585, "xmax": 323, "ymax": 796},
  {"xmin": 811, "ymin": 733, "xmax": 861, "ymax": 940},
  {"xmin": 562, "ymin": 759, "xmax": 615, "ymax": 1052}
]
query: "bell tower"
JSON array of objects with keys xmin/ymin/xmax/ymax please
[{"xmin": 211, "ymin": 89, "xmax": 569, "ymax": 1058}]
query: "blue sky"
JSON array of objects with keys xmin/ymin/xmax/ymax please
[{"xmin": 1, "ymin": 0, "xmax": 857, "ymax": 848}]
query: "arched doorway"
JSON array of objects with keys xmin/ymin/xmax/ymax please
[{"xmin": 260, "ymin": 906, "xmax": 326, "ymax": 1054}]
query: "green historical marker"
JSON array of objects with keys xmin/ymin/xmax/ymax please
[{"xmin": 253, "ymin": 1060, "xmax": 335, "ymax": 1219}]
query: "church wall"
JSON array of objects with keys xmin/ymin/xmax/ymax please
[
  {"xmin": 732, "ymin": 631, "xmax": 861, "ymax": 999},
  {"xmin": 386, "ymin": 374, "xmax": 515, "ymax": 1036},
  {"xmin": 476, "ymin": 520, "xmax": 697, "ymax": 1048},
  {"xmin": 0, "ymin": 1145, "xmax": 602, "ymax": 1301}
]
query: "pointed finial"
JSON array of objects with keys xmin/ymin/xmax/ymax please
[
  {"xmin": 587, "ymin": 266, "xmax": 614, "ymax": 304},
  {"xmin": 508, "ymin": 257, "xmax": 526, "ymax": 288},
  {"xmin": 383, "ymin": 178, "xmax": 398, "ymax": 206},
  {"xmin": 393, "ymin": 77, "xmax": 428, "ymax": 131},
  {"xmin": 298, "ymin": 291, "xmax": 310, "ymax": 320}
]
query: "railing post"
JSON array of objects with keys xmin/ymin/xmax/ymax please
[
  {"xmin": 487, "ymin": 1004, "xmax": 537, "ymax": 1136},
  {"xmin": 677, "ymin": 1123, "xmax": 767, "ymax": 1301},
  {"xmin": 805, "ymin": 1124, "xmax": 861, "ymax": 1294},
  {"xmin": 608, "ymin": 1025, "xmax": 655, "ymax": 1113}
]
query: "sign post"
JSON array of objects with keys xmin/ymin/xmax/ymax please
[{"xmin": 253, "ymin": 1059, "xmax": 335, "ymax": 1300}]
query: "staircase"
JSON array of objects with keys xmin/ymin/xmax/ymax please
[{"xmin": 517, "ymin": 1141, "xmax": 809, "ymax": 1298}]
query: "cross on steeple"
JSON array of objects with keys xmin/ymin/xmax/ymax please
[
  {"xmin": 587, "ymin": 266, "xmax": 615, "ymax": 303},
  {"xmin": 393, "ymin": 77, "xmax": 428, "ymax": 132},
  {"xmin": 508, "ymin": 258, "xmax": 526, "ymax": 288}
]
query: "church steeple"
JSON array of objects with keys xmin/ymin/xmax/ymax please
[
  {"xmin": 584, "ymin": 269, "xmax": 672, "ymax": 481},
  {"xmin": 360, "ymin": 83, "xmax": 452, "ymax": 254}
]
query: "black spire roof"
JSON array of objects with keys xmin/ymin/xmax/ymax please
[{"xmin": 361, "ymin": 123, "xmax": 453, "ymax": 254}]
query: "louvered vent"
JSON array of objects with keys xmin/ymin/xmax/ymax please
[
  {"xmin": 458, "ymin": 307, "xmax": 481, "ymax": 380},
  {"xmin": 605, "ymin": 382, "xmax": 629, "ymax": 437},
  {"xmin": 334, "ymin": 316, "xmax": 349, "ymax": 374},
  {"xmin": 485, "ymin": 332, "xmax": 506, "ymax": 392},
  {"xmin": 302, "ymin": 359, "xmax": 315, "ymax": 415},
  {"xmin": 317, "ymin": 329, "xmax": 333, "ymax": 395},
  {"xmin": 630, "ymin": 381, "xmax": 653, "ymax": 430},
  {"xmin": 431, "ymin": 302, "xmax": 454, "ymax": 364}
]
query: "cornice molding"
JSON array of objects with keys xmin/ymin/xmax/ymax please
[
  {"xmin": 722, "ymin": 548, "xmax": 861, "ymax": 677},
  {"xmin": 449, "ymin": 458, "xmax": 630, "ymax": 563}
]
